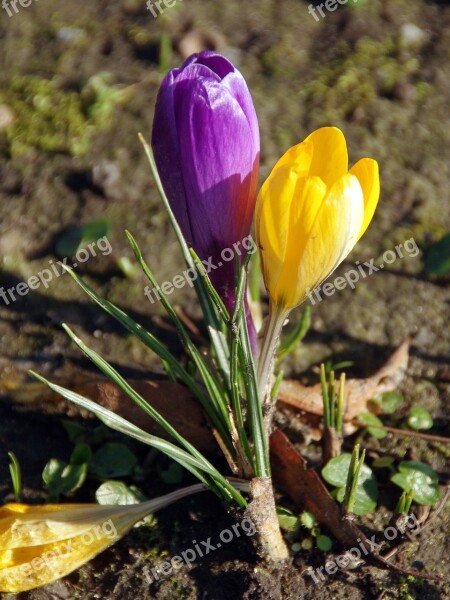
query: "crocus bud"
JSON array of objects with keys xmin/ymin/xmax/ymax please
[
  {"xmin": 151, "ymin": 51, "xmax": 260, "ymax": 338},
  {"xmin": 0, "ymin": 502, "xmax": 149, "ymax": 592},
  {"xmin": 0, "ymin": 483, "xmax": 210, "ymax": 592},
  {"xmin": 256, "ymin": 127, "xmax": 379, "ymax": 312}
]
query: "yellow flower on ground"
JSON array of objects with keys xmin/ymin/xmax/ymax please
[
  {"xmin": 0, "ymin": 501, "xmax": 154, "ymax": 592},
  {"xmin": 255, "ymin": 126, "xmax": 379, "ymax": 311}
]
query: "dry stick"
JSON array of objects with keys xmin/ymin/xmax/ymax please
[{"xmin": 353, "ymin": 420, "xmax": 450, "ymax": 444}]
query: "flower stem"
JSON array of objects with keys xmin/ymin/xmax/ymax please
[{"xmin": 257, "ymin": 303, "xmax": 288, "ymax": 404}]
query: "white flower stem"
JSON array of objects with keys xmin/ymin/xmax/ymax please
[{"xmin": 257, "ymin": 303, "xmax": 288, "ymax": 405}]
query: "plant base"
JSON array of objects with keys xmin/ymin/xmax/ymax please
[{"xmin": 244, "ymin": 477, "xmax": 289, "ymax": 562}]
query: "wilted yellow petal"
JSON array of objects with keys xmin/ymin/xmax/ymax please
[
  {"xmin": 0, "ymin": 526, "xmax": 122, "ymax": 592},
  {"xmin": 349, "ymin": 158, "xmax": 380, "ymax": 239},
  {"xmin": 0, "ymin": 503, "xmax": 100, "ymax": 548},
  {"xmin": 0, "ymin": 502, "xmax": 155, "ymax": 593}
]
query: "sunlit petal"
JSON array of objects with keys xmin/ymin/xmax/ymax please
[{"xmin": 349, "ymin": 158, "xmax": 380, "ymax": 240}]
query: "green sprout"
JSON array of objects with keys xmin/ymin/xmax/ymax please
[
  {"xmin": 322, "ymin": 446, "xmax": 378, "ymax": 515},
  {"xmin": 391, "ymin": 461, "xmax": 440, "ymax": 506},
  {"xmin": 395, "ymin": 489, "xmax": 414, "ymax": 515},
  {"xmin": 30, "ymin": 135, "xmax": 274, "ymax": 515},
  {"xmin": 343, "ymin": 444, "xmax": 366, "ymax": 514},
  {"xmin": 321, "ymin": 365, "xmax": 345, "ymax": 434},
  {"xmin": 8, "ymin": 452, "xmax": 22, "ymax": 501}
]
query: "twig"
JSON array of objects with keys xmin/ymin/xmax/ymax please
[{"xmin": 353, "ymin": 420, "xmax": 450, "ymax": 444}]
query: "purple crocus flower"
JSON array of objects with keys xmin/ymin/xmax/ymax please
[{"xmin": 151, "ymin": 51, "xmax": 260, "ymax": 349}]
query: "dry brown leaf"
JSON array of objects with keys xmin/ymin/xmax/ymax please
[
  {"xmin": 277, "ymin": 339, "xmax": 410, "ymax": 437},
  {"xmin": 3, "ymin": 375, "xmax": 216, "ymax": 453}
]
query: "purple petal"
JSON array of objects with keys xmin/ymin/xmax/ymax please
[{"xmin": 173, "ymin": 77, "xmax": 257, "ymax": 255}]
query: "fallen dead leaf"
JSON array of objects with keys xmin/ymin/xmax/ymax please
[
  {"xmin": 277, "ymin": 339, "xmax": 410, "ymax": 437},
  {"xmin": 2, "ymin": 371, "xmax": 216, "ymax": 453}
]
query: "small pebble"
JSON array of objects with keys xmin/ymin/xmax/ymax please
[
  {"xmin": 0, "ymin": 104, "xmax": 15, "ymax": 130},
  {"xmin": 400, "ymin": 24, "xmax": 428, "ymax": 49}
]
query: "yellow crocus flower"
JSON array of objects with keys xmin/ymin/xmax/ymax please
[
  {"xmin": 256, "ymin": 126, "xmax": 379, "ymax": 311},
  {"xmin": 256, "ymin": 127, "xmax": 379, "ymax": 396},
  {"xmin": 0, "ymin": 483, "xmax": 217, "ymax": 592},
  {"xmin": 0, "ymin": 502, "xmax": 151, "ymax": 592}
]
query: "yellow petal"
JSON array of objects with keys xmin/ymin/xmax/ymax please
[
  {"xmin": 256, "ymin": 163, "xmax": 301, "ymax": 264},
  {"xmin": 0, "ymin": 527, "xmax": 122, "ymax": 592},
  {"xmin": 303, "ymin": 127, "xmax": 348, "ymax": 188},
  {"xmin": 263, "ymin": 138, "xmax": 313, "ymax": 178},
  {"xmin": 268, "ymin": 176, "xmax": 328, "ymax": 308},
  {"xmin": 0, "ymin": 503, "xmax": 99, "ymax": 546},
  {"xmin": 349, "ymin": 158, "xmax": 380, "ymax": 240},
  {"xmin": 0, "ymin": 503, "xmax": 144, "ymax": 550},
  {"xmin": 290, "ymin": 173, "xmax": 364, "ymax": 309},
  {"xmin": 0, "ymin": 502, "xmax": 155, "ymax": 592}
]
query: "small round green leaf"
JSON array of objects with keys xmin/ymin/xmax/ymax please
[
  {"xmin": 424, "ymin": 233, "xmax": 450, "ymax": 275},
  {"xmin": 407, "ymin": 406, "xmax": 433, "ymax": 430},
  {"xmin": 43, "ymin": 458, "xmax": 88, "ymax": 497},
  {"xmin": 316, "ymin": 535, "xmax": 333, "ymax": 552},
  {"xmin": 90, "ymin": 443, "xmax": 138, "ymax": 478},
  {"xmin": 96, "ymin": 481, "xmax": 142, "ymax": 505},
  {"xmin": 322, "ymin": 454, "xmax": 353, "ymax": 487},
  {"xmin": 277, "ymin": 507, "xmax": 300, "ymax": 532},
  {"xmin": 322, "ymin": 454, "xmax": 378, "ymax": 515},
  {"xmin": 398, "ymin": 460, "xmax": 438, "ymax": 481},
  {"xmin": 71, "ymin": 443, "xmax": 92, "ymax": 465},
  {"xmin": 300, "ymin": 511, "xmax": 316, "ymax": 529},
  {"xmin": 159, "ymin": 462, "xmax": 184, "ymax": 484},
  {"xmin": 370, "ymin": 391, "xmax": 404, "ymax": 414},
  {"xmin": 55, "ymin": 219, "xmax": 109, "ymax": 258},
  {"xmin": 358, "ymin": 413, "xmax": 388, "ymax": 439},
  {"xmin": 391, "ymin": 461, "xmax": 440, "ymax": 505},
  {"xmin": 372, "ymin": 456, "xmax": 395, "ymax": 469}
]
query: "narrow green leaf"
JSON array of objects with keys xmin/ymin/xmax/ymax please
[
  {"xmin": 189, "ymin": 248, "xmax": 230, "ymax": 324},
  {"xmin": 271, "ymin": 370, "xmax": 284, "ymax": 404},
  {"xmin": 138, "ymin": 133, "xmax": 220, "ymax": 331},
  {"xmin": 30, "ymin": 370, "xmax": 247, "ymax": 507},
  {"xmin": 126, "ymin": 230, "xmax": 233, "ymax": 450},
  {"xmin": 336, "ymin": 373, "xmax": 345, "ymax": 434},
  {"xmin": 320, "ymin": 363, "xmax": 330, "ymax": 428},
  {"xmin": 8, "ymin": 452, "xmax": 22, "ymax": 501},
  {"xmin": 61, "ymin": 265, "xmax": 204, "ymax": 403},
  {"xmin": 232, "ymin": 260, "xmax": 269, "ymax": 477}
]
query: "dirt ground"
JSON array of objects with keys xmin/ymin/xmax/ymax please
[{"xmin": 0, "ymin": 0, "xmax": 449, "ymax": 598}]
